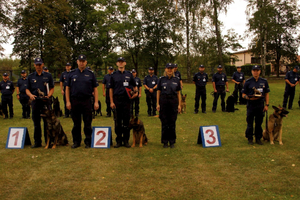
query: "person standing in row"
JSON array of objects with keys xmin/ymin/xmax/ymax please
[
  {"xmin": 60, "ymin": 63, "xmax": 72, "ymax": 118},
  {"xmin": 43, "ymin": 67, "xmax": 49, "ymax": 73},
  {"xmin": 110, "ymin": 57, "xmax": 137, "ymax": 148},
  {"xmin": 193, "ymin": 65, "xmax": 208, "ymax": 114},
  {"xmin": 143, "ymin": 67, "xmax": 158, "ymax": 116},
  {"xmin": 130, "ymin": 69, "xmax": 142, "ymax": 117},
  {"xmin": 102, "ymin": 66, "xmax": 114, "ymax": 117},
  {"xmin": 157, "ymin": 63, "xmax": 181, "ymax": 148},
  {"xmin": 282, "ymin": 65, "xmax": 299, "ymax": 109},
  {"xmin": 66, "ymin": 54, "xmax": 99, "ymax": 148},
  {"xmin": 16, "ymin": 70, "xmax": 30, "ymax": 119},
  {"xmin": 174, "ymin": 64, "xmax": 183, "ymax": 89},
  {"xmin": 231, "ymin": 66, "xmax": 245, "ymax": 105},
  {"xmin": 26, "ymin": 58, "xmax": 54, "ymax": 148},
  {"xmin": 0, "ymin": 73, "xmax": 15, "ymax": 119},
  {"xmin": 212, "ymin": 65, "xmax": 229, "ymax": 112}
]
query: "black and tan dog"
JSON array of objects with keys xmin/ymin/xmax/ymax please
[
  {"xmin": 41, "ymin": 107, "xmax": 69, "ymax": 149},
  {"xmin": 226, "ymin": 89, "xmax": 239, "ymax": 112},
  {"xmin": 128, "ymin": 117, "xmax": 148, "ymax": 147},
  {"xmin": 52, "ymin": 97, "xmax": 63, "ymax": 117},
  {"xmin": 91, "ymin": 96, "xmax": 102, "ymax": 118},
  {"xmin": 263, "ymin": 105, "xmax": 289, "ymax": 145},
  {"xmin": 180, "ymin": 94, "xmax": 187, "ymax": 114}
]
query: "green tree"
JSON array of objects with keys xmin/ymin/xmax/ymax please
[{"xmin": 0, "ymin": 0, "xmax": 12, "ymax": 56}]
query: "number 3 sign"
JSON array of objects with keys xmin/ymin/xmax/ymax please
[
  {"xmin": 197, "ymin": 125, "xmax": 222, "ymax": 148},
  {"xmin": 91, "ymin": 127, "xmax": 111, "ymax": 148},
  {"xmin": 6, "ymin": 127, "xmax": 31, "ymax": 149}
]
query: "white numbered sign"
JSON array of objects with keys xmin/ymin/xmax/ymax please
[
  {"xmin": 6, "ymin": 127, "xmax": 31, "ymax": 149},
  {"xmin": 198, "ymin": 125, "xmax": 222, "ymax": 148},
  {"xmin": 91, "ymin": 127, "xmax": 111, "ymax": 148}
]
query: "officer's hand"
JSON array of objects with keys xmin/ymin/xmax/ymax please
[
  {"xmin": 138, "ymin": 94, "xmax": 141, "ymax": 98},
  {"xmin": 263, "ymin": 105, "xmax": 268, "ymax": 112},
  {"xmin": 66, "ymin": 102, "xmax": 71, "ymax": 110},
  {"xmin": 17, "ymin": 95, "xmax": 20, "ymax": 100},
  {"xmin": 61, "ymin": 90, "xmax": 64, "ymax": 95},
  {"xmin": 214, "ymin": 89, "xmax": 217, "ymax": 93},
  {"xmin": 226, "ymin": 88, "xmax": 229, "ymax": 92},
  {"xmin": 30, "ymin": 94, "xmax": 36, "ymax": 100},
  {"xmin": 111, "ymin": 102, "xmax": 116, "ymax": 109},
  {"xmin": 178, "ymin": 105, "xmax": 181, "ymax": 113},
  {"xmin": 130, "ymin": 93, "xmax": 138, "ymax": 99},
  {"xmin": 149, "ymin": 88, "xmax": 153, "ymax": 93},
  {"xmin": 291, "ymin": 84, "xmax": 295, "ymax": 87},
  {"xmin": 156, "ymin": 105, "xmax": 160, "ymax": 112},
  {"xmin": 94, "ymin": 102, "xmax": 99, "ymax": 111},
  {"xmin": 103, "ymin": 93, "xmax": 106, "ymax": 97}
]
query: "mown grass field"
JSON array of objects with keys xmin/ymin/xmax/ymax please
[{"xmin": 0, "ymin": 79, "xmax": 300, "ymax": 200}]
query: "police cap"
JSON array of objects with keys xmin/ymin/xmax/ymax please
[
  {"xmin": 21, "ymin": 70, "xmax": 26, "ymax": 74},
  {"xmin": 34, "ymin": 58, "xmax": 43, "ymax": 65},
  {"xmin": 131, "ymin": 69, "xmax": 136, "ymax": 73},
  {"xmin": 43, "ymin": 66, "xmax": 48, "ymax": 70},
  {"xmin": 78, "ymin": 54, "xmax": 87, "ymax": 61},
  {"xmin": 165, "ymin": 63, "xmax": 174, "ymax": 68},
  {"xmin": 108, "ymin": 66, "xmax": 114, "ymax": 70},
  {"xmin": 294, "ymin": 65, "xmax": 299, "ymax": 71},
  {"xmin": 117, "ymin": 57, "xmax": 125, "ymax": 62},
  {"xmin": 252, "ymin": 65, "xmax": 261, "ymax": 70},
  {"xmin": 199, "ymin": 65, "xmax": 205, "ymax": 68},
  {"xmin": 217, "ymin": 65, "xmax": 223, "ymax": 68},
  {"xmin": 149, "ymin": 67, "xmax": 154, "ymax": 70},
  {"xmin": 173, "ymin": 64, "xmax": 178, "ymax": 68},
  {"xmin": 66, "ymin": 63, "xmax": 71, "ymax": 66},
  {"xmin": 236, "ymin": 66, "xmax": 241, "ymax": 68},
  {"xmin": 3, "ymin": 72, "xmax": 8, "ymax": 76}
]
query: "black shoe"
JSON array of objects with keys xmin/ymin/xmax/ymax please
[
  {"xmin": 64, "ymin": 115, "xmax": 69, "ymax": 118},
  {"xmin": 135, "ymin": 113, "xmax": 139, "ymax": 117},
  {"xmin": 106, "ymin": 114, "xmax": 111, "ymax": 117},
  {"xmin": 148, "ymin": 114, "xmax": 151, "ymax": 117},
  {"xmin": 124, "ymin": 142, "xmax": 131, "ymax": 148},
  {"xmin": 10, "ymin": 116, "xmax": 13, "ymax": 119},
  {"xmin": 114, "ymin": 143, "xmax": 122, "ymax": 148},
  {"xmin": 71, "ymin": 143, "xmax": 80, "ymax": 148},
  {"xmin": 248, "ymin": 139, "xmax": 254, "ymax": 145},
  {"xmin": 256, "ymin": 140, "xmax": 263, "ymax": 145},
  {"xmin": 202, "ymin": 111, "xmax": 206, "ymax": 114},
  {"xmin": 22, "ymin": 116, "xmax": 26, "ymax": 119},
  {"xmin": 194, "ymin": 111, "xmax": 198, "ymax": 114},
  {"xmin": 153, "ymin": 113, "xmax": 156, "ymax": 116},
  {"xmin": 31, "ymin": 144, "xmax": 42, "ymax": 148},
  {"xmin": 170, "ymin": 144, "xmax": 175, "ymax": 148},
  {"xmin": 26, "ymin": 117, "xmax": 31, "ymax": 119},
  {"xmin": 163, "ymin": 143, "xmax": 169, "ymax": 148},
  {"xmin": 85, "ymin": 144, "xmax": 91, "ymax": 148}
]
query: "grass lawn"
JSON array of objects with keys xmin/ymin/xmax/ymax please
[{"xmin": 0, "ymin": 79, "xmax": 300, "ymax": 200}]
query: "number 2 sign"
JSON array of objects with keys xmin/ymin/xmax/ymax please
[
  {"xmin": 197, "ymin": 125, "xmax": 222, "ymax": 148},
  {"xmin": 6, "ymin": 127, "xmax": 31, "ymax": 149},
  {"xmin": 91, "ymin": 127, "xmax": 111, "ymax": 148}
]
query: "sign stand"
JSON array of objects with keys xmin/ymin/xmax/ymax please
[
  {"xmin": 6, "ymin": 127, "xmax": 31, "ymax": 149},
  {"xmin": 197, "ymin": 125, "xmax": 222, "ymax": 148}
]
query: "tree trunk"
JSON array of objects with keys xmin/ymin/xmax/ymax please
[{"xmin": 185, "ymin": 0, "xmax": 191, "ymax": 80}]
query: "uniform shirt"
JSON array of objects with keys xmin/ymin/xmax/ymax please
[
  {"xmin": 109, "ymin": 70, "xmax": 136, "ymax": 96},
  {"xmin": 232, "ymin": 71, "xmax": 245, "ymax": 83},
  {"xmin": 193, "ymin": 72, "xmax": 208, "ymax": 87},
  {"xmin": 174, "ymin": 71, "xmax": 182, "ymax": 80},
  {"xmin": 157, "ymin": 76, "xmax": 180, "ymax": 95},
  {"xmin": 134, "ymin": 76, "xmax": 142, "ymax": 89},
  {"xmin": 242, "ymin": 77, "xmax": 270, "ymax": 102},
  {"xmin": 285, "ymin": 70, "xmax": 299, "ymax": 84},
  {"xmin": 59, "ymin": 71, "xmax": 70, "ymax": 90},
  {"xmin": 17, "ymin": 78, "xmax": 28, "ymax": 94},
  {"xmin": 26, "ymin": 71, "xmax": 54, "ymax": 96},
  {"xmin": 102, "ymin": 74, "xmax": 112, "ymax": 89},
  {"xmin": 212, "ymin": 72, "xmax": 227, "ymax": 86},
  {"xmin": 143, "ymin": 75, "xmax": 158, "ymax": 89},
  {"xmin": 0, "ymin": 80, "xmax": 14, "ymax": 96},
  {"xmin": 66, "ymin": 68, "xmax": 98, "ymax": 98}
]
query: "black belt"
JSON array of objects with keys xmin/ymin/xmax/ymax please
[
  {"xmin": 161, "ymin": 94, "xmax": 177, "ymax": 98},
  {"xmin": 71, "ymin": 96, "xmax": 91, "ymax": 101}
]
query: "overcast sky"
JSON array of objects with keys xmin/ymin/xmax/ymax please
[{"xmin": 1, "ymin": 0, "xmax": 299, "ymax": 57}]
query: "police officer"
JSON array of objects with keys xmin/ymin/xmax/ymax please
[
  {"xmin": 0, "ymin": 73, "xmax": 15, "ymax": 119},
  {"xmin": 174, "ymin": 64, "xmax": 183, "ymax": 89},
  {"xmin": 157, "ymin": 63, "xmax": 181, "ymax": 148},
  {"xmin": 66, "ymin": 54, "xmax": 99, "ymax": 148},
  {"xmin": 102, "ymin": 66, "xmax": 114, "ymax": 117},
  {"xmin": 26, "ymin": 58, "xmax": 54, "ymax": 148},
  {"xmin": 60, "ymin": 63, "xmax": 72, "ymax": 118},
  {"xmin": 143, "ymin": 67, "xmax": 158, "ymax": 116},
  {"xmin": 282, "ymin": 65, "xmax": 299, "ymax": 109},
  {"xmin": 16, "ymin": 70, "xmax": 30, "ymax": 119},
  {"xmin": 130, "ymin": 69, "xmax": 142, "ymax": 117},
  {"xmin": 43, "ymin": 66, "xmax": 49, "ymax": 73},
  {"xmin": 193, "ymin": 65, "xmax": 208, "ymax": 114},
  {"xmin": 212, "ymin": 65, "xmax": 229, "ymax": 112},
  {"xmin": 231, "ymin": 66, "xmax": 245, "ymax": 104},
  {"xmin": 242, "ymin": 65, "xmax": 270, "ymax": 145},
  {"xmin": 109, "ymin": 57, "xmax": 137, "ymax": 148}
]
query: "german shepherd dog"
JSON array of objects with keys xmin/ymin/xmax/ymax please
[
  {"xmin": 263, "ymin": 105, "xmax": 289, "ymax": 145},
  {"xmin": 180, "ymin": 94, "xmax": 187, "ymax": 114},
  {"xmin": 41, "ymin": 107, "xmax": 69, "ymax": 149},
  {"xmin": 128, "ymin": 117, "xmax": 148, "ymax": 147},
  {"xmin": 91, "ymin": 96, "xmax": 102, "ymax": 118},
  {"xmin": 0, "ymin": 102, "xmax": 4, "ymax": 118},
  {"xmin": 53, "ymin": 97, "xmax": 63, "ymax": 117},
  {"xmin": 226, "ymin": 89, "xmax": 239, "ymax": 112}
]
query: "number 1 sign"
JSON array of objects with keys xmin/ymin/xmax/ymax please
[
  {"xmin": 6, "ymin": 127, "xmax": 31, "ymax": 149},
  {"xmin": 91, "ymin": 127, "xmax": 111, "ymax": 148},
  {"xmin": 197, "ymin": 125, "xmax": 222, "ymax": 148}
]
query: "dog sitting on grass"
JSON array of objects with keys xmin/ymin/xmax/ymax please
[
  {"xmin": 180, "ymin": 94, "xmax": 187, "ymax": 114},
  {"xmin": 128, "ymin": 117, "xmax": 148, "ymax": 147},
  {"xmin": 53, "ymin": 97, "xmax": 63, "ymax": 117}
]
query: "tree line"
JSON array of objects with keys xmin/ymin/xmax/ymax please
[{"xmin": 0, "ymin": 0, "xmax": 299, "ymax": 78}]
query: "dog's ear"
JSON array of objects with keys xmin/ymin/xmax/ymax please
[
  {"xmin": 272, "ymin": 106, "xmax": 279, "ymax": 111},
  {"xmin": 278, "ymin": 105, "xmax": 282, "ymax": 108},
  {"xmin": 185, "ymin": 94, "xmax": 187, "ymax": 97}
]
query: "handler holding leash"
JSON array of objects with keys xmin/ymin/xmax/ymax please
[
  {"xmin": 16, "ymin": 70, "xmax": 30, "ymax": 119},
  {"xmin": 157, "ymin": 63, "xmax": 181, "ymax": 148},
  {"xmin": 26, "ymin": 58, "xmax": 54, "ymax": 148},
  {"xmin": 282, "ymin": 65, "xmax": 299, "ymax": 109},
  {"xmin": 193, "ymin": 65, "xmax": 208, "ymax": 114},
  {"xmin": 66, "ymin": 54, "xmax": 99, "ymax": 148},
  {"xmin": 110, "ymin": 57, "xmax": 137, "ymax": 148},
  {"xmin": 242, "ymin": 65, "xmax": 270, "ymax": 145}
]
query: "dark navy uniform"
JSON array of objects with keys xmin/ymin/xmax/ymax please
[
  {"xmin": 26, "ymin": 71, "xmax": 54, "ymax": 145},
  {"xmin": 283, "ymin": 70, "xmax": 299, "ymax": 109},
  {"xmin": 193, "ymin": 71, "xmax": 208, "ymax": 113},
  {"xmin": 242, "ymin": 77, "xmax": 270, "ymax": 142},
  {"xmin": 17, "ymin": 77, "xmax": 30, "ymax": 118},
  {"xmin": 110, "ymin": 70, "xmax": 136, "ymax": 145},
  {"xmin": 66, "ymin": 68, "xmax": 98, "ymax": 146},
  {"xmin": 157, "ymin": 76, "xmax": 180, "ymax": 145},
  {"xmin": 212, "ymin": 72, "xmax": 227, "ymax": 111},
  {"xmin": 143, "ymin": 74, "xmax": 158, "ymax": 116},
  {"xmin": 130, "ymin": 76, "xmax": 141, "ymax": 116},
  {"xmin": 174, "ymin": 70, "xmax": 182, "ymax": 81},
  {"xmin": 102, "ymin": 73, "xmax": 112, "ymax": 116},
  {"xmin": 59, "ymin": 70, "xmax": 70, "ymax": 117},
  {"xmin": 0, "ymin": 80, "xmax": 15, "ymax": 118},
  {"xmin": 232, "ymin": 71, "xmax": 245, "ymax": 104}
]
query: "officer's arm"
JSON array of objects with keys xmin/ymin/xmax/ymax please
[
  {"xmin": 226, "ymin": 82, "xmax": 229, "ymax": 91},
  {"xmin": 139, "ymin": 86, "xmax": 142, "ymax": 97},
  {"xmin": 180, "ymin": 80, "xmax": 183, "ymax": 89},
  {"xmin": 232, "ymin": 79, "xmax": 237, "ymax": 84},
  {"xmin": 213, "ymin": 82, "xmax": 216, "ymax": 91},
  {"xmin": 144, "ymin": 84, "xmax": 149, "ymax": 90},
  {"xmin": 60, "ymin": 82, "xmax": 64, "ymax": 94},
  {"xmin": 93, "ymin": 87, "xmax": 99, "ymax": 110},
  {"xmin": 102, "ymin": 84, "xmax": 106, "ymax": 96},
  {"xmin": 285, "ymin": 79, "xmax": 292, "ymax": 86},
  {"xmin": 47, "ymin": 87, "xmax": 54, "ymax": 98},
  {"xmin": 177, "ymin": 91, "xmax": 181, "ymax": 113},
  {"xmin": 156, "ymin": 90, "xmax": 160, "ymax": 111},
  {"xmin": 26, "ymin": 89, "xmax": 36, "ymax": 100}
]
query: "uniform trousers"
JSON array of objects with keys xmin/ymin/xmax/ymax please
[
  {"xmin": 245, "ymin": 102, "xmax": 265, "ymax": 141},
  {"xmin": 105, "ymin": 89, "xmax": 111, "ymax": 115},
  {"xmin": 19, "ymin": 94, "xmax": 30, "ymax": 118},
  {"xmin": 113, "ymin": 95, "xmax": 131, "ymax": 144},
  {"xmin": 234, "ymin": 83, "xmax": 244, "ymax": 104},
  {"xmin": 70, "ymin": 97, "xmax": 93, "ymax": 145},
  {"xmin": 194, "ymin": 86, "xmax": 206, "ymax": 112},
  {"xmin": 31, "ymin": 99, "xmax": 49, "ymax": 145},
  {"xmin": 212, "ymin": 85, "xmax": 226, "ymax": 111},
  {"xmin": 159, "ymin": 94, "xmax": 178, "ymax": 144},
  {"xmin": 283, "ymin": 85, "xmax": 295, "ymax": 109},
  {"xmin": 130, "ymin": 96, "xmax": 140, "ymax": 116},
  {"xmin": 63, "ymin": 90, "xmax": 71, "ymax": 117},
  {"xmin": 145, "ymin": 90, "xmax": 157, "ymax": 115},
  {"xmin": 2, "ymin": 95, "xmax": 13, "ymax": 118}
]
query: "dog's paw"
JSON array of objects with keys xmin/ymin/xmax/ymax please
[
  {"xmin": 131, "ymin": 144, "xmax": 135, "ymax": 147},
  {"xmin": 270, "ymin": 142, "xmax": 274, "ymax": 145},
  {"xmin": 139, "ymin": 145, "xmax": 143, "ymax": 147},
  {"xmin": 279, "ymin": 142, "xmax": 283, "ymax": 145}
]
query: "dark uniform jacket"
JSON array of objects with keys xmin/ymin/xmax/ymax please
[
  {"xmin": 242, "ymin": 77, "xmax": 270, "ymax": 103},
  {"xmin": 110, "ymin": 70, "xmax": 136, "ymax": 96},
  {"xmin": 102, "ymin": 74, "xmax": 112, "ymax": 89},
  {"xmin": 0, "ymin": 80, "xmax": 14, "ymax": 96},
  {"xmin": 17, "ymin": 78, "xmax": 28, "ymax": 96},
  {"xmin": 174, "ymin": 71, "xmax": 182, "ymax": 81},
  {"xmin": 26, "ymin": 71, "xmax": 54, "ymax": 96},
  {"xmin": 134, "ymin": 77, "xmax": 142, "ymax": 89},
  {"xmin": 212, "ymin": 72, "xmax": 227, "ymax": 86},
  {"xmin": 143, "ymin": 75, "xmax": 158, "ymax": 90},
  {"xmin": 285, "ymin": 70, "xmax": 299, "ymax": 84},
  {"xmin": 60, "ymin": 71, "xmax": 70, "ymax": 90},
  {"xmin": 157, "ymin": 76, "xmax": 180, "ymax": 95},
  {"xmin": 193, "ymin": 72, "xmax": 208, "ymax": 87},
  {"xmin": 232, "ymin": 71, "xmax": 245, "ymax": 83}
]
